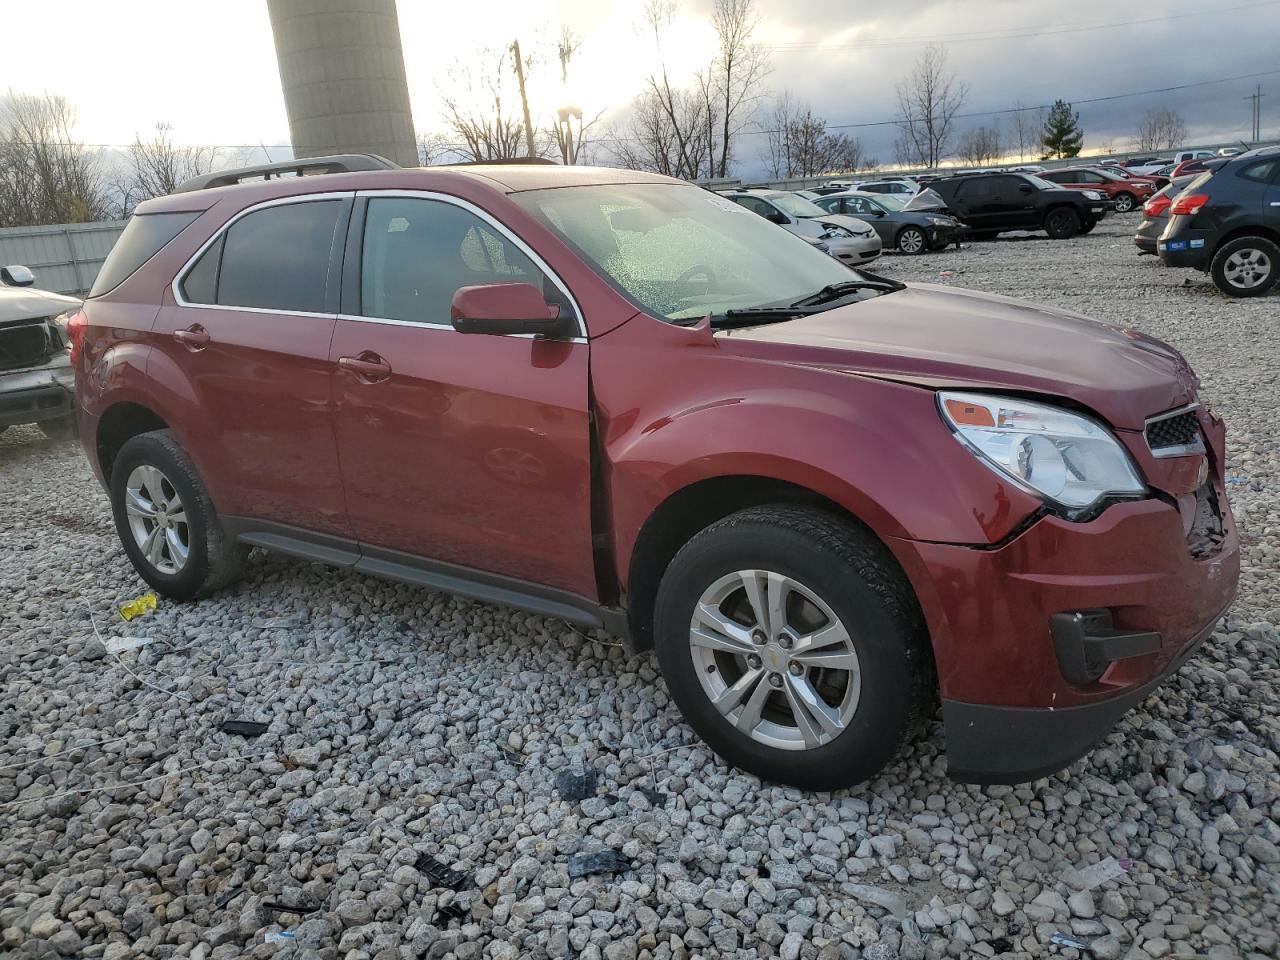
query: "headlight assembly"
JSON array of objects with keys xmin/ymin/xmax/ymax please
[
  {"xmin": 938, "ymin": 392, "xmax": 1145, "ymax": 513},
  {"xmin": 821, "ymin": 224, "xmax": 854, "ymax": 239}
]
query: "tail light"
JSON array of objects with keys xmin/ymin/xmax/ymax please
[
  {"xmin": 1170, "ymin": 193, "xmax": 1210, "ymax": 216},
  {"xmin": 66, "ymin": 308, "xmax": 87, "ymax": 366},
  {"xmin": 1144, "ymin": 195, "xmax": 1172, "ymax": 217}
]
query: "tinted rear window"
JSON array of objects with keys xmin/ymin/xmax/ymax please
[
  {"xmin": 89, "ymin": 212, "xmax": 201, "ymax": 297},
  {"xmin": 215, "ymin": 201, "xmax": 340, "ymax": 313}
]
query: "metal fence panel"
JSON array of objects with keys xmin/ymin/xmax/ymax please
[{"xmin": 0, "ymin": 221, "xmax": 127, "ymax": 296}]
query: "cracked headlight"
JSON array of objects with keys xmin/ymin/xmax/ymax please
[
  {"xmin": 938, "ymin": 392, "xmax": 1145, "ymax": 512},
  {"xmin": 821, "ymin": 223, "xmax": 853, "ymax": 239}
]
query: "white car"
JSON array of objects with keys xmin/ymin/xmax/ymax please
[
  {"xmin": 1217, "ymin": 147, "xmax": 1244, "ymax": 157},
  {"xmin": 1172, "ymin": 150, "xmax": 1217, "ymax": 164},
  {"xmin": 843, "ymin": 179, "xmax": 919, "ymax": 197}
]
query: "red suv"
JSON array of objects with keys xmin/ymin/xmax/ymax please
[
  {"xmin": 73, "ymin": 156, "xmax": 1238, "ymax": 789},
  {"xmin": 1040, "ymin": 167, "xmax": 1157, "ymax": 212}
]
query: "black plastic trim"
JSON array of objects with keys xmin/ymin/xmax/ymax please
[
  {"xmin": 1050, "ymin": 609, "xmax": 1162, "ymax": 686},
  {"xmin": 221, "ymin": 517, "xmax": 624, "ymax": 635}
]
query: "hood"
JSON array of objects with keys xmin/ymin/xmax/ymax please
[
  {"xmin": 903, "ymin": 188, "xmax": 948, "ymax": 212},
  {"xmin": 720, "ymin": 283, "xmax": 1197, "ymax": 430},
  {"xmin": 0, "ymin": 286, "xmax": 81, "ymax": 327}
]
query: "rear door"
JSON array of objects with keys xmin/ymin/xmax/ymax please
[
  {"xmin": 952, "ymin": 177, "xmax": 999, "ymax": 228},
  {"xmin": 156, "ymin": 194, "xmax": 352, "ymax": 537},
  {"xmin": 328, "ymin": 191, "xmax": 597, "ymax": 599}
]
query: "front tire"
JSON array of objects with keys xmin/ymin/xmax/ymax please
[
  {"xmin": 1112, "ymin": 192, "xmax": 1136, "ymax": 213},
  {"xmin": 1044, "ymin": 207, "xmax": 1081, "ymax": 239},
  {"xmin": 1210, "ymin": 236, "xmax": 1279, "ymax": 298},
  {"xmin": 896, "ymin": 226, "xmax": 928, "ymax": 255},
  {"xmin": 653, "ymin": 505, "xmax": 933, "ymax": 790},
  {"xmin": 109, "ymin": 430, "xmax": 247, "ymax": 600}
]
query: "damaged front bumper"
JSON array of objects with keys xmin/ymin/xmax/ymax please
[{"xmin": 0, "ymin": 354, "xmax": 75, "ymax": 428}]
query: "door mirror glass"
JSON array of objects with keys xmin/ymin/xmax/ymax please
[
  {"xmin": 451, "ymin": 282, "xmax": 571, "ymax": 338},
  {"xmin": 1, "ymin": 264, "xmax": 35, "ymax": 287}
]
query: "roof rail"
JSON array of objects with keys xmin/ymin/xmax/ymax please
[
  {"xmin": 445, "ymin": 157, "xmax": 559, "ymax": 167},
  {"xmin": 174, "ymin": 154, "xmax": 401, "ymax": 193}
]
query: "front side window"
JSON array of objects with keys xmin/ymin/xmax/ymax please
[
  {"xmin": 190, "ymin": 200, "xmax": 342, "ymax": 312},
  {"xmin": 513, "ymin": 182, "xmax": 862, "ymax": 322},
  {"xmin": 359, "ymin": 196, "xmax": 561, "ymax": 325}
]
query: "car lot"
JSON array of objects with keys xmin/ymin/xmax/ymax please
[{"xmin": 1, "ymin": 217, "xmax": 1277, "ymax": 959}]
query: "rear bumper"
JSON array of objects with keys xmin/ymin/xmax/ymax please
[{"xmin": 0, "ymin": 358, "xmax": 74, "ymax": 427}]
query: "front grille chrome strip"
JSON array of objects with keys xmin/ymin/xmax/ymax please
[{"xmin": 1144, "ymin": 402, "xmax": 1206, "ymax": 458}]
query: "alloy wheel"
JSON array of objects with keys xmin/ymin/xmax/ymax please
[
  {"xmin": 124, "ymin": 464, "xmax": 190, "ymax": 575},
  {"xmin": 1113, "ymin": 193, "xmax": 1135, "ymax": 213},
  {"xmin": 898, "ymin": 228, "xmax": 926, "ymax": 254},
  {"xmin": 1223, "ymin": 248, "xmax": 1272, "ymax": 290},
  {"xmin": 688, "ymin": 569, "xmax": 861, "ymax": 751}
]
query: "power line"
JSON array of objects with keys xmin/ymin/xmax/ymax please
[{"xmin": 762, "ymin": 0, "xmax": 1280, "ymax": 51}]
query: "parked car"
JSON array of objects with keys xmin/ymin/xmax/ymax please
[
  {"xmin": 723, "ymin": 188, "xmax": 882, "ymax": 265},
  {"xmin": 846, "ymin": 179, "xmax": 919, "ymax": 196},
  {"xmin": 1006, "ymin": 165, "xmax": 1046, "ymax": 174},
  {"xmin": 1124, "ymin": 158, "xmax": 1174, "ymax": 176},
  {"xmin": 1170, "ymin": 158, "xmax": 1209, "ymax": 179},
  {"xmin": 813, "ymin": 191, "xmax": 962, "ymax": 253},
  {"xmin": 0, "ymin": 265, "xmax": 80, "ymax": 439},
  {"xmin": 1173, "ymin": 150, "xmax": 1217, "ymax": 165},
  {"xmin": 793, "ymin": 189, "xmax": 822, "ymax": 201},
  {"xmin": 928, "ymin": 172, "xmax": 1111, "ymax": 239},
  {"xmin": 74, "ymin": 155, "xmax": 1239, "ymax": 789},
  {"xmin": 1158, "ymin": 145, "xmax": 1280, "ymax": 297},
  {"xmin": 1039, "ymin": 166, "xmax": 1156, "ymax": 213},
  {"xmin": 1217, "ymin": 147, "xmax": 1243, "ymax": 157},
  {"xmin": 1098, "ymin": 165, "xmax": 1169, "ymax": 191},
  {"xmin": 1133, "ymin": 175, "xmax": 1198, "ymax": 255}
]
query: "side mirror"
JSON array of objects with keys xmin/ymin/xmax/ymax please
[
  {"xmin": 766, "ymin": 211, "xmax": 790, "ymax": 225},
  {"xmin": 1, "ymin": 264, "xmax": 35, "ymax": 287},
  {"xmin": 1018, "ymin": 183, "xmax": 1034, "ymax": 194},
  {"xmin": 450, "ymin": 282, "xmax": 572, "ymax": 338},
  {"xmin": 868, "ymin": 209, "xmax": 885, "ymax": 217}
]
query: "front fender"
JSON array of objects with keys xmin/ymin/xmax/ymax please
[{"xmin": 591, "ymin": 314, "xmax": 1041, "ymax": 583}]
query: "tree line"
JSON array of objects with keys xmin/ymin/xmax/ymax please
[{"xmin": 3, "ymin": 5, "xmax": 1203, "ymax": 228}]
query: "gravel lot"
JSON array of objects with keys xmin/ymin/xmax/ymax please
[{"xmin": 1, "ymin": 215, "xmax": 1277, "ymax": 960}]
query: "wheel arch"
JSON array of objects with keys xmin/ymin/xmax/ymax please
[
  {"xmin": 1211, "ymin": 224, "xmax": 1280, "ymax": 258},
  {"xmin": 96, "ymin": 401, "xmax": 169, "ymax": 484},
  {"xmin": 624, "ymin": 474, "xmax": 919, "ymax": 653}
]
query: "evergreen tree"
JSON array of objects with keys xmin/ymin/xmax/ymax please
[{"xmin": 1040, "ymin": 100, "xmax": 1083, "ymax": 159}]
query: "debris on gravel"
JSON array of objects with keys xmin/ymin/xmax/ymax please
[{"xmin": 1, "ymin": 217, "xmax": 1277, "ymax": 958}]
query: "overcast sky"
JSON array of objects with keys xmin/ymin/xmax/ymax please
[{"xmin": 3, "ymin": 0, "xmax": 1277, "ymax": 174}]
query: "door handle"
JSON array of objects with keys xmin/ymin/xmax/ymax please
[
  {"xmin": 1270, "ymin": 202, "xmax": 1280, "ymax": 206},
  {"xmin": 173, "ymin": 325, "xmax": 210, "ymax": 350},
  {"xmin": 339, "ymin": 352, "xmax": 392, "ymax": 383}
]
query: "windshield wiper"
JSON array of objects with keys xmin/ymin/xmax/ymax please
[
  {"xmin": 710, "ymin": 305, "xmax": 820, "ymax": 329},
  {"xmin": 791, "ymin": 274, "xmax": 906, "ymax": 307}
]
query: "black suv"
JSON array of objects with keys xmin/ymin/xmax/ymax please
[
  {"xmin": 929, "ymin": 172, "xmax": 1111, "ymax": 240},
  {"xmin": 1157, "ymin": 146, "xmax": 1280, "ymax": 298}
]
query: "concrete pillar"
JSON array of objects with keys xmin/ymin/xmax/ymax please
[{"xmin": 267, "ymin": 0, "xmax": 418, "ymax": 167}]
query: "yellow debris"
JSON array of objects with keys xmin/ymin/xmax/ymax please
[{"xmin": 119, "ymin": 593, "xmax": 158, "ymax": 622}]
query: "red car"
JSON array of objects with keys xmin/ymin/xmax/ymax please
[
  {"xmin": 72, "ymin": 157, "xmax": 1238, "ymax": 789},
  {"xmin": 1100, "ymin": 165, "xmax": 1169, "ymax": 191},
  {"xmin": 1039, "ymin": 167, "xmax": 1157, "ymax": 212}
]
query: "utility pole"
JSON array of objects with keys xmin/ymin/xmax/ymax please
[
  {"xmin": 1243, "ymin": 85, "xmax": 1265, "ymax": 143},
  {"xmin": 510, "ymin": 40, "xmax": 537, "ymax": 158}
]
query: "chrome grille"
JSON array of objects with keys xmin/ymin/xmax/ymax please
[{"xmin": 1145, "ymin": 405, "xmax": 1204, "ymax": 457}]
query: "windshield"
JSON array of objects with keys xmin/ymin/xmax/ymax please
[
  {"xmin": 1024, "ymin": 174, "xmax": 1060, "ymax": 191},
  {"xmin": 770, "ymin": 193, "xmax": 828, "ymax": 218},
  {"xmin": 513, "ymin": 183, "xmax": 863, "ymax": 321}
]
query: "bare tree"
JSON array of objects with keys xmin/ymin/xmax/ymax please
[
  {"xmin": 547, "ymin": 27, "xmax": 603, "ymax": 165},
  {"xmin": 110, "ymin": 122, "xmax": 215, "ymax": 215},
  {"xmin": 956, "ymin": 123, "xmax": 1002, "ymax": 164},
  {"xmin": 1133, "ymin": 108, "xmax": 1187, "ymax": 152},
  {"xmin": 1009, "ymin": 102, "xmax": 1044, "ymax": 162},
  {"xmin": 709, "ymin": 0, "xmax": 770, "ymax": 178},
  {"xmin": 894, "ymin": 44, "xmax": 968, "ymax": 169},
  {"xmin": 416, "ymin": 131, "xmax": 453, "ymax": 166},
  {"xmin": 612, "ymin": 0, "xmax": 769, "ymax": 179},
  {"xmin": 764, "ymin": 94, "xmax": 866, "ymax": 178},
  {"xmin": 0, "ymin": 91, "xmax": 108, "ymax": 227},
  {"xmin": 441, "ymin": 47, "xmax": 536, "ymax": 162}
]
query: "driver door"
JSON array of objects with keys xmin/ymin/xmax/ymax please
[{"xmin": 329, "ymin": 193, "xmax": 597, "ymax": 599}]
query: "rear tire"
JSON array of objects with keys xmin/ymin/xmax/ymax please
[
  {"xmin": 1210, "ymin": 236, "xmax": 1279, "ymax": 298},
  {"xmin": 1112, "ymin": 192, "xmax": 1136, "ymax": 213},
  {"xmin": 109, "ymin": 430, "xmax": 248, "ymax": 600},
  {"xmin": 653, "ymin": 505, "xmax": 933, "ymax": 790},
  {"xmin": 1044, "ymin": 207, "xmax": 1081, "ymax": 239}
]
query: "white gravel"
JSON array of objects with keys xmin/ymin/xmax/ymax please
[{"xmin": 1, "ymin": 215, "xmax": 1277, "ymax": 960}]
